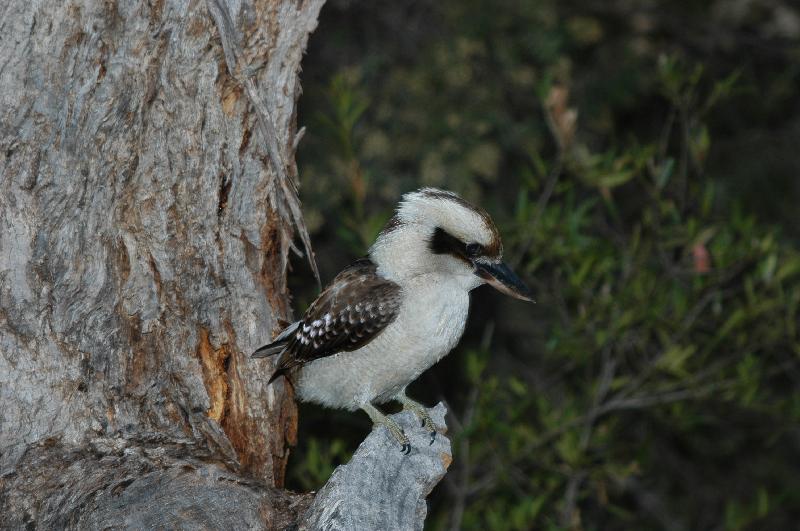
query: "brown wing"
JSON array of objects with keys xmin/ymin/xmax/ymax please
[{"xmin": 271, "ymin": 258, "xmax": 402, "ymax": 379}]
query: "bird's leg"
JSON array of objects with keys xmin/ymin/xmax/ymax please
[
  {"xmin": 395, "ymin": 392, "xmax": 436, "ymax": 445},
  {"xmin": 361, "ymin": 403, "xmax": 411, "ymax": 454}
]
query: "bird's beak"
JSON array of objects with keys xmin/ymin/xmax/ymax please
[{"xmin": 473, "ymin": 260, "xmax": 535, "ymax": 302}]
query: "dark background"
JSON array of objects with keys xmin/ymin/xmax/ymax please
[{"xmin": 286, "ymin": 1, "xmax": 800, "ymax": 529}]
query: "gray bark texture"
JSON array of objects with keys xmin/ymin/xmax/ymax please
[
  {"xmin": 0, "ymin": 0, "xmax": 452, "ymax": 528},
  {"xmin": 0, "ymin": 0, "xmax": 321, "ymax": 526},
  {"xmin": 302, "ymin": 405, "xmax": 452, "ymax": 531}
]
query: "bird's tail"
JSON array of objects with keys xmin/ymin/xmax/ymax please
[
  {"xmin": 251, "ymin": 342, "xmax": 287, "ymax": 359},
  {"xmin": 252, "ymin": 321, "xmax": 300, "ymax": 383},
  {"xmin": 251, "ymin": 320, "xmax": 299, "ymax": 358}
]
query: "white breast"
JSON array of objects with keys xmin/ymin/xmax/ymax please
[{"xmin": 295, "ymin": 273, "xmax": 471, "ymax": 410}]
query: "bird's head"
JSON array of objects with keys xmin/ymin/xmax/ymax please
[{"xmin": 369, "ymin": 188, "xmax": 533, "ymax": 301}]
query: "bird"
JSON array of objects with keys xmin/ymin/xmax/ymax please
[{"xmin": 252, "ymin": 188, "xmax": 533, "ymax": 453}]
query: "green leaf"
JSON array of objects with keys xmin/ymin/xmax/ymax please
[
  {"xmin": 760, "ymin": 253, "xmax": 777, "ymax": 284},
  {"xmin": 776, "ymin": 256, "xmax": 800, "ymax": 282},
  {"xmin": 508, "ymin": 377, "xmax": 527, "ymax": 397},
  {"xmin": 596, "ymin": 169, "xmax": 635, "ymax": 189},
  {"xmin": 465, "ymin": 350, "xmax": 488, "ymax": 384},
  {"xmin": 656, "ymin": 344, "xmax": 696, "ymax": 376},
  {"xmin": 555, "ymin": 429, "xmax": 582, "ymax": 466},
  {"xmin": 654, "ymin": 157, "xmax": 675, "ymax": 189},
  {"xmin": 716, "ymin": 308, "xmax": 746, "ymax": 343},
  {"xmin": 756, "ymin": 486, "xmax": 769, "ymax": 517}
]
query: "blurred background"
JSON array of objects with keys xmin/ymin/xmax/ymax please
[{"xmin": 285, "ymin": 1, "xmax": 800, "ymax": 529}]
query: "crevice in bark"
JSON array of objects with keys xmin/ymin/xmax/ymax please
[
  {"xmin": 239, "ymin": 123, "xmax": 253, "ymax": 156},
  {"xmin": 196, "ymin": 327, "xmax": 231, "ymax": 423},
  {"xmin": 218, "ymin": 172, "xmax": 233, "ymax": 216}
]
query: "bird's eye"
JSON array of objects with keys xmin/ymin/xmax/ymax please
[{"xmin": 465, "ymin": 243, "xmax": 483, "ymax": 257}]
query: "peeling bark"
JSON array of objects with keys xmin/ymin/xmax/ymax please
[{"xmin": 1, "ymin": 0, "xmax": 323, "ymax": 526}]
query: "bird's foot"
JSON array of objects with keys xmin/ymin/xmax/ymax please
[
  {"xmin": 362, "ymin": 403, "xmax": 412, "ymax": 454},
  {"xmin": 381, "ymin": 419, "xmax": 411, "ymax": 454},
  {"xmin": 397, "ymin": 395, "xmax": 437, "ymax": 445},
  {"xmin": 415, "ymin": 409, "xmax": 436, "ymax": 445}
]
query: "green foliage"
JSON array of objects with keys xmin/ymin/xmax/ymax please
[
  {"xmin": 289, "ymin": 1, "xmax": 800, "ymax": 528},
  {"xmin": 288, "ymin": 436, "xmax": 351, "ymax": 492}
]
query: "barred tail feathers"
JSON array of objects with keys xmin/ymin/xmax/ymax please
[
  {"xmin": 253, "ymin": 321, "xmax": 301, "ymax": 383},
  {"xmin": 251, "ymin": 321, "xmax": 299, "ymax": 358},
  {"xmin": 251, "ymin": 342, "xmax": 287, "ymax": 358}
]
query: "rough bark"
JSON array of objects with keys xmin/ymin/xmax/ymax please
[
  {"xmin": 0, "ymin": 0, "xmax": 451, "ymax": 528},
  {"xmin": 0, "ymin": 0, "xmax": 322, "ymax": 527}
]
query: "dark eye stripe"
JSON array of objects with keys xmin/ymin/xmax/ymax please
[
  {"xmin": 430, "ymin": 227, "xmax": 465, "ymax": 256},
  {"xmin": 430, "ymin": 227, "xmax": 483, "ymax": 264}
]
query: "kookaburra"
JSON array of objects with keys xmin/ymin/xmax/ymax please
[{"xmin": 252, "ymin": 188, "xmax": 532, "ymax": 453}]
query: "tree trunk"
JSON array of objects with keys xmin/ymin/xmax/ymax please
[
  {"xmin": 0, "ymin": 0, "xmax": 323, "ymax": 527},
  {"xmin": 1, "ymin": 1, "xmax": 453, "ymax": 528}
]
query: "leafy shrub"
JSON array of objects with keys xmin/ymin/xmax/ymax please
[{"xmin": 289, "ymin": 1, "xmax": 800, "ymax": 528}]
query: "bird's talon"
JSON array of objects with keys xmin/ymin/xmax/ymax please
[
  {"xmin": 400, "ymin": 443, "xmax": 411, "ymax": 454},
  {"xmin": 429, "ymin": 431, "xmax": 436, "ymax": 445}
]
